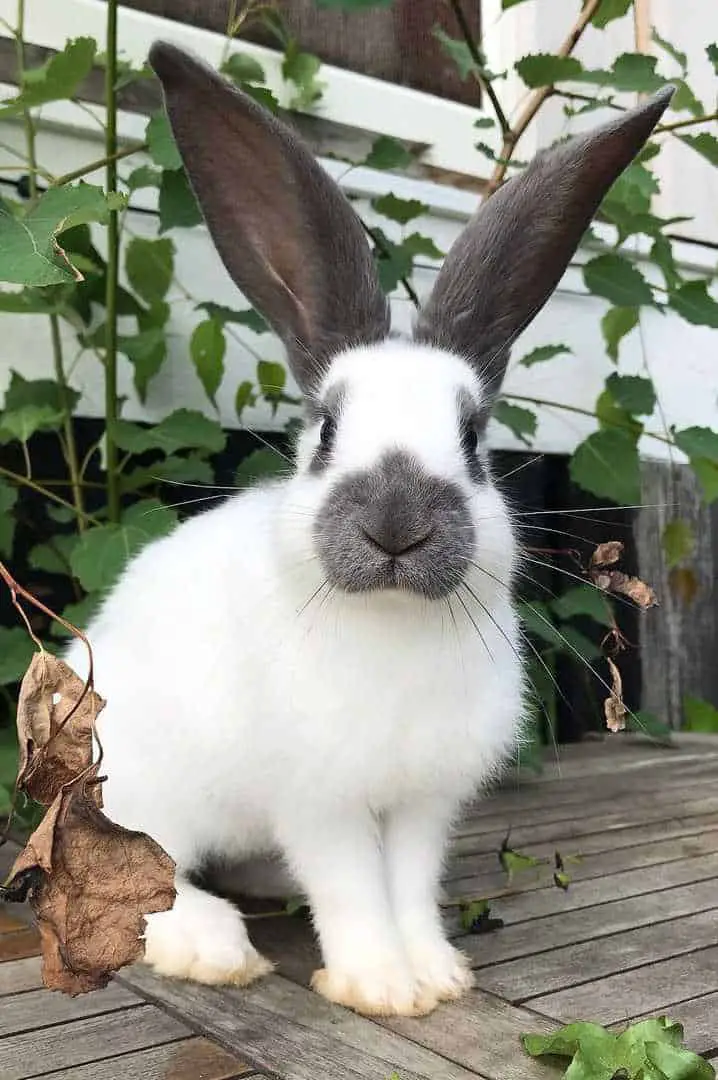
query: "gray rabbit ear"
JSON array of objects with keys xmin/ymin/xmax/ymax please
[
  {"xmin": 149, "ymin": 41, "xmax": 389, "ymax": 395},
  {"xmin": 415, "ymin": 86, "xmax": 674, "ymax": 400}
]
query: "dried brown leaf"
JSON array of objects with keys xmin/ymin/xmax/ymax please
[
  {"xmin": 16, "ymin": 652, "xmax": 105, "ymax": 806},
  {"xmin": 603, "ymin": 571, "xmax": 658, "ymax": 609},
  {"xmin": 603, "ymin": 657, "xmax": 627, "ymax": 733},
  {"xmin": 591, "ymin": 541, "xmax": 624, "ymax": 568},
  {"xmin": 669, "ymin": 566, "xmax": 699, "ymax": 607},
  {"xmin": 5, "ymin": 771, "xmax": 175, "ymax": 994}
]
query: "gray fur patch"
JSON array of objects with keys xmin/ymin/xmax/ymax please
[{"xmin": 313, "ymin": 450, "xmax": 474, "ymax": 599}]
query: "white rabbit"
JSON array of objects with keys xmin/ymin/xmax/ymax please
[{"xmin": 66, "ymin": 43, "xmax": 672, "ymax": 1018}]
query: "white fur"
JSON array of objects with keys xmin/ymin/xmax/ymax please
[{"xmin": 66, "ymin": 341, "xmax": 524, "ymax": 1016}]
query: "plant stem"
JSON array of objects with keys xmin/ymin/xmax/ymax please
[
  {"xmin": 52, "ymin": 141, "xmax": 148, "ymax": 187},
  {"xmin": 484, "ymin": 0, "xmax": 604, "ymax": 199},
  {"xmin": 0, "ymin": 463, "xmax": 101, "ymax": 525},
  {"xmin": 14, "ymin": 0, "xmax": 37, "ymax": 201},
  {"xmin": 554, "ymin": 89, "xmax": 625, "ymax": 113},
  {"xmin": 50, "ymin": 314, "xmax": 86, "ymax": 532},
  {"xmin": 656, "ymin": 110, "xmax": 718, "ymax": 134},
  {"xmin": 361, "ymin": 222, "xmax": 420, "ymax": 308},
  {"xmin": 104, "ymin": 0, "xmax": 121, "ymax": 524},
  {"xmin": 502, "ymin": 392, "xmax": 674, "ymax": 447},
  {"xmin": 447, "ymin": 0, "xmax": 511, "ymax": 138}
]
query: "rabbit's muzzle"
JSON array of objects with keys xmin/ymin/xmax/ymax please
[{"xmin": 313, "ymin": 450, "xmax": 475, "ymax": 600}]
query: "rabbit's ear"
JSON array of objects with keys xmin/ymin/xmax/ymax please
[
  {"xmin": 415, "ymin": 86, "xmax": 674, "ymax": 400},
  {"xmin": 149, "ymin": 42, "xmax": 389, "ymax": 394}
]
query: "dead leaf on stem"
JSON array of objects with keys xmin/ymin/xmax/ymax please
[
  {"xmin": 592, "ymin": 570, "xmax": 658, "ymax": 610},
  {"xmin": 590, "ymin": 541, "xmax": 624, "ymax": 568},
  {"xmin": 603, "ymin": 657, "xmax": 627, "ymax": 733},
  {"xmin": 16, "ymin": 652, "xmax": 106, "ymax": 806},
  {"xmin": 4, "ymin": 768, "xmax": 176, "ymax": 995}
]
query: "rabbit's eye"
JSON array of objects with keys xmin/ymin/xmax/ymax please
[
  {"xmin": 320, "ymin": 415, "xmax": 336, "ymax": 448},
  {"xmin": 462, "ymin": 425, "xmax": 479, "ymax": 456}
]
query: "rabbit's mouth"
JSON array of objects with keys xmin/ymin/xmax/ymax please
[{"xmin": 312, "ymin": 450, "xmax": 475, "ymax": 600}]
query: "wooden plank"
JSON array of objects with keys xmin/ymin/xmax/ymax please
[
  {"xmin": 449, "ymin": 794, "xmax": 718, "ymax": 860},
  {"xmin": 383, "ymin": 991, "xmax": 559, "ymax": 1080},
  {"xmin": 0, "ymin": 982, "xmax": 141, "ymax": 1038},
  {"xmin": 0, "ymin": 956, "xmax": 43, "ymax": 996},
  {"xmin": 610, "ymin": 993, "xmax": 718, "ymax": 1057},
  {"xmin": 121, "ymin": 964, "xmax": 488, "ymax": 1080},
  {"xmin": 461, "ymin": 878, "xmax": 718, "ymax": 968},
  {"xmin": 444, "ymin": 822, "xmax": 718, "ymax": 899},
  {"xmin": 0, "ymin": 1004, "xmax": 191, "ymax": 1080},
  {"xmin": 26, "ymin": 1036, "xmax": 255, "ymax": 1080},
  {"xmin": 527, "ymin": 946, "xmax": 718, "ymax": 1027},
  {"xmin": 447, "ymin": 852, "xmax": 718, "ymax": 932},
  {"xmin": 459, "ymin": 759, "xmax": 718, "ymax": 836},
  {"xmin": 0, "ymin": 927, "xmax": 40, "ymax": 962},
  {"xmin": 0, "ymin": 910, "xmax": 26, "ymax": 933},
  {"xmin": 476, "ymin": 907, "xmax": 718, "ymax": 1002}
]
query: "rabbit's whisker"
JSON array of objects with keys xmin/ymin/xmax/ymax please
[{"xmin": 496, "ymin": 454, "xmax": 545, "ymax": 482}]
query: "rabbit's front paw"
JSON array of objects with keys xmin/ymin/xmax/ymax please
[
  {"xmin": 142, "ymin": 886, "xmax": 273, "ymax": 988},
  {"xmin": 408, "ymin": 941, "xmax": 474, "ymax": 1003},
  {"xmin": 311, "ymin": 966, "xmax": 438, "ymax": 1017}
]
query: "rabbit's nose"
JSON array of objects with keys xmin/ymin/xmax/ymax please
[{"xmin": 360, "ymin": 518, "xmax": 434, "ymax": 557}]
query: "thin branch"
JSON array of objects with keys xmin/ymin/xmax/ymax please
[
  {"xmin": 553, "ymin": 88, "xmax": 625, "ymax": 113},
  {"xmin": 361, "ymin": 221, "xmax": 420, "ymax": 309},
  {"xmin": 50, "ymin": 314, "xmax": 86, "ymax": 532},
  {"xmin": 484, "ymin": 0, "xmax": 605, "ymax": 199},
  {"xmin": 502, "ymin": 392, "xmax": 674, "ymax": 448},
  {"xmin": 14, "ymin": 0, "xmax": 37, "ymax": 200},
  {"xmin": 52, "ymin": 141, "xmax": 148, "ymax": 187},
  {"xmin": 0, "ymin": 463, "xmax": 101, "ymax": 524},
  {"xmin": 447, "ymin": 0, "xmax": 511, "ymax": 138},
  {"xmin": 656, "ymin": 110, "xmax": 718, "ymax": 134}
]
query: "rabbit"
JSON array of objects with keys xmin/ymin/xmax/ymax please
[{"xmin": 65, "ymin": 41, "xmax": 673, "ymax": 1018}]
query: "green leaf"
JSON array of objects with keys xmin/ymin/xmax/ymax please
[
  {"xmin": 626, "ymin": 710, "xmax": 672, "ymax": 742},
  {"xmin": 235, "ymin": 448, "xmax": 288, "ymax": 488},
  {"xmin": 126, "ymin": 165, "xmax": 162, "ymax": 191},
  {"xmin": 707, "ymin": 44, "xmax": 718, "ymax": 76},
  {"xmin": 551, "ymin": 585, "xmax": 613, "ymax": 627},
  {"xmin": 691, "ymin": 459, "xmax": 718, "ymax": 504},
  {"xmin": 651, "ymin": 28, "xmax": 688, "ymax": 73},
  {"xmin": 502, "ymin": 0, "xmax": 532, "ymax": 7},
  {"xmin": 583, "ymin": 254, "xmax": 653, "ymax": 308},
  {"xmin": 684, "ymin": 696, "xmax": 718, "ymax": 733},
  {"xmin": 651, "ymin": 235, "xmax": 681, "ymax": 292},
  {"xmin": 0, "ymin": 626, "xmax": 35, "ymax": 685},
  {"xmin": 191, "ymin": 319, "xmax": 226, "ymax": 406},
  {"xmin": 402, "ymin": 233, "xmax": 443, "ymax": 260},
  {"xmin": 70, "ymin": 499, "xmax": 179, "ymax": 592},
  {"xmin": 609, "ymin": 52, "xmax": 666, "ymax": 93},
  {"xmin": 4, "ymin": 371, "xmax": 80, "ymax": 416},
  {"xmin": 0, "ymin": 404, "xmax": 63, "ymax": 443},
  {"xmin": 663, "ymin": 520, "xmax": 694, "ymax": 568},
  {"xmin": 492, "ymin": 402, "xmax": 536, "ymax": 445},
  {"xmin": 159, "ymin": 168, "xmax": 203, "ymax": 233},
  {"xmin": 118, "ymin": 327, "xmax": 167, "ymax": 402},
  {"xmin": 570, "ymin": 429, "xmax": 640, "ymax": 504},
  {"xmin": 433, "ymin": 27, "xmax": 476, "ymax": 81},
  {"xmin": 0, "ymin": 183, "xmax": 127, "ymax": 287},
  {"xmin": 28, "ymin": 534, "xmax": 78, "ymax": 575},
  {"xmin": 121, "ymin": 453, "xmax": 215, "ymax": 493},
  {"xmin": 671, "ymin": 79, "xmax": 704, "ymax": 118},
  {"xmin": 235, "ymin": 380, "xmax": 257, "ymax": 420},
  {"xmin": 146, "ymin": 112, "xmax": 182, "ymax": 170},
  {"xmin": 195, "ymin": 302, "xmax": 268, "ymax": 335},
  {"xmin": 601, "ymin": 307, "xmax": 638, "ymax": 362},
  {"xmin": 592, "ymin": 0, "xmax": 632, "ymax": 28},
  {"xmin": 670, "ymin": 280, "xmax": 718, "ymax": 329},
  {"xmin": 519, "ymin": 344, "xmax": 571, "ymax": 368},
  {"xmin": 371, "ymin": 193, "xmax": 427, "ymax": 226},
  {"xmin": 674, "ymin": 427, "xmax": 718, "ymax": 464},
  {"xmin": 50, "ymin": 594, "xmax": 103, "ymax": 637},
  {"xmin": 645, "ymin": 1038, "xmax": 715, "ymax": 1079},
  {"xmin": 679, "ymin": 133, "xmax": 718, "ymax": 168},
  {"xmin": 125, "ymin": 237, "xmax": 174, "ymax": 304},
  {"xmin": 0, "ymin": 287, "xmax": 63, "ymax": 313},
  {"xmin": 315, "ymin": 0, "xmax": 393, "ymax": 7},
  {"xmin": 605, "ymin": 373, "xmax": 656, "ymax": 416},
  {"xmin": 0, "ymin": 477, "xmax": 17, "ymax": 557},
  {"xmin": 364, "ymin": 135, "xmax": 413, "ymax": 171},
  {"xmin": 0, "ymin": 37, "xmax": 96, "ymax": 116},
  {"xmin": 282, "ymin": 41, "xmax": 324, "ymax": 109},
  {"xmin": 151, "ymin": 409, "xmax": 226, "ymax": 456},
  {"xmin": 221, "ymin": 53, "xmax": 266, "ymax": 85},
  {"xmin": 516, "ymin": 54, "xmax": 583, "ymax": 88}
]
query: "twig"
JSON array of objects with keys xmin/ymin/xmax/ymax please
[
  {"xmin": 52, "ymin": 141, "xmax": 148, "ymax": 187},
  {"xmin": 484, "ymin": 0, "xmax": 605, "ymax": 199},
  {"xmin": 0, "ymin": 463, "xmax": 101, "ymax": 525},
  {"xmin": 104, "ymin": 0, "xmax": 121, "ymax": 524},
  {"xmin": 656, "ymin": 110, "xmax": 718, "ymax": 133},
  {"xmin": 14, "ymin": 0, "xmax": 37, "ymax": 201},
  {"xmin": 447, "ymin": 0, "xmax": 511, "ymax": 138},
  {"xmin": 361, "ymin": 221, "xmax": 420, "ymax": 308},
  {"xmin": 50, "ymin": 314, "xmax": 86, "ymax": 533},
  {"xmin": 502, "ymin": 392, "xmax": 674, "ymax": 448},
  {"xmin": 553, "ymin": 89, "xmax": 625, "ymax": 113}
]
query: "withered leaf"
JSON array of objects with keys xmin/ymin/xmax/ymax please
[
  {"xmin": 591, "ymin": 541, "xmax": 624, "ymax": 568},
  {"xmin": 16, "ymin": 652, "xmax": 106, "ymax": 805},
  {"xmin": 5, "ymin": 771, "xmax": 176, "ymax": 995},
  {"xmin": 604, "ymin": 656, "xmax": 627, "ymax": 733},
  {"xmin": 669, "ymin": 566, "xmax": 699, "ymax": 607},
  {"xmin": 601, "ymin": 570, "xmax": 658, "ymax": 609}
]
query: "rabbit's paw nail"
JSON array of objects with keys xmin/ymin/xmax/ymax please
[
  {"xmin": 410, "ymin": 943, "xmax": 474, "ymax": 1002},
  {"xmin": 311, "ymin": 967, "xmax": 438, "ymax": 1017}
]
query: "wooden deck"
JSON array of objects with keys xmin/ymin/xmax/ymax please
[{"xmin": 3, "ymin": 734, "xmax": 718, "ymax": 1080}]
